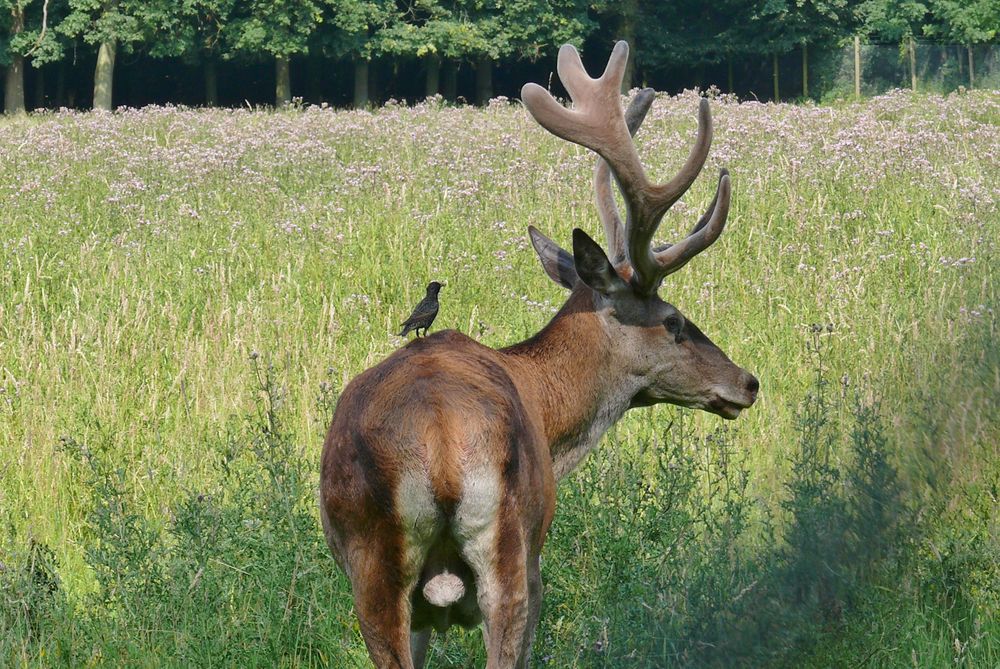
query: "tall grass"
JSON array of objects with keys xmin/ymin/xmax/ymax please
[{"xmin": 0, "ymin": 91, "xmax": 997, "ymax": 666}]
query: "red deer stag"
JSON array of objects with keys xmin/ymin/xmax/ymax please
[{"xmin": 320, "ymin": 41, "xmax": 758, "ymax": 668}]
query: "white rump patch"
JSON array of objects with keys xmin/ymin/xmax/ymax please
[
  {"xmin": 453, "ymin": 464, "xmax": 501, "ymax": 543},
  {"xmin": 454, "ymin": 464, "xmax": 502, "ymax": 612},
  {"xmin": 396, "ymin": 470, "xmax": 443, "ymax": 580}
]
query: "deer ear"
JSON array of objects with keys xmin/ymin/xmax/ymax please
[
  {"xmin": 528, "ymin": 226, "xmax": 578, "ymax": 289},
  {"xmin": 572, "ymin": 228, "xmax": 629, "ymax": 295}
]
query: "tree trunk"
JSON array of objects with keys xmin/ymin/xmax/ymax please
[
  {"xmin": 772, "ymin": 53, "xmax": 779, "ymax": 101},
  {"xmin": 93, "ymin": 40, "xmax": 117, "ymax": 111},
  {"xmin": 275, "ymin": 56, "xmax": 291, "ymax": 107},
  {"xmin": 854, "ymin": 36, "xmax": 861, "ymax": 97},
  {"xmin": 34, "ymin": 65, "xmax": 45, "ymax": 109},
  {"xmin": 425, "ymin": 54, "xmax": 441, "ymax": 99},
  {"xmin": 4, "ymin": 8, "xmax": 26, "ymax": 114},
  {"xmin": 55, "ymin": 62, "xmax": 66, "ymax": 108},
  {"xmin": 353, "ymin": 59, "xmax": 369, "ymax": 108},
  {"xmin": 619, "ymin": 0, "xmax": 638, "ymax": 91},
  {"xmin": 442, "ymin": 61, "xmax": 457, "ymax": 101},
  {"xmin": 727, "ymin": 59, "xmax": 734, "ymax": 94},
  {"xmin": 204, "ymin": 59, "xmax": 218, "ymax": 106},
  {"xmin": 4, "ymin": 55, "xmax": 26, "ymax": 114},
  {"xmin": 369, "ymin": 60, "xmax": 380, "ymax": 105},
  {"xmin": 306, "ymin": 54, "xmax": 322, "ymax": 104},
  {"xmin": 801, "ymin": 43, "xmax": 809, "ymax": 99},
  {"xmin": 908, "ymin": 36, "xmax": 917, "ymax": 91},
  {"xmin": 967, "ymin": 45, "xmax": 974, "ymax": 89},
  {"xmin": 475, "ymin": 56, "xmax": 492, "ymax": 105}
]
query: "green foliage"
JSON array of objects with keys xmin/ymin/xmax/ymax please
[
  {"xmin": 5, "ymin": 0, "xmax": 1000, "ymax": 107},
  {"xmin": 924, "ymin": 0, "xmax": 999, "ymax": 44},
  {"xmin": 142, "ymin": 0, "xmax": 236, "ymax": 61},
  {"xmin": 323, "ymin": 0, "xmax": 394, "ymax": 59},
  {"xmin": 860, "ymin": 0, "xmax": 931, "ymax": 41},
  {"xmin": 226, "ymin": 0, "xmax": 328, "ymax": 59},
  {"xmin": 373, "ymin": 0, "xmax": 591, "ymax": 63},
  {"xmin": 6, "ymin": 356, "xmax": 358, "ymax": 666},
  {"xmin": 59, "ymin": 0, "xmax": 146, "ymax": 52},
  {"xmin": 0, "ymin": 0, "xmax": 66, "ymax": 66},
  {"xmin": 0, "ymin": 538, "xmax": 65, "ymax": 654}
]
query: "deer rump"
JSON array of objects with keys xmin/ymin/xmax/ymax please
[{"xmin": 320, "ymin": 330, "xmax": 554, "ymax": 633}]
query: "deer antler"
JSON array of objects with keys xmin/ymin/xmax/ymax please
[
  {"xmin": 521, "ymin": 41, "xmax": 731, "ymax": 293},
  {"xmin": 594, "ymin": 87, "xmax": 654, "ymax": 271}
]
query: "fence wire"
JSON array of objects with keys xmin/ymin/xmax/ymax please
[{"xmin": 826, "ymin": 43, "xmax": 1000, "ymax": 98}]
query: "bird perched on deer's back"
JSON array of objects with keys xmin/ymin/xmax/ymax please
[{"xmin": 399, "ymin": 281, "xmax": 442, "ymax": 337}]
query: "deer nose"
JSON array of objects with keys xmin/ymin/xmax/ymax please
[{"xmin": 744, "ymin": 373, "xmax": 759, "ymax": 399}]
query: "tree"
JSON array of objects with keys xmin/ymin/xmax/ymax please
[
  {"xmin": 784, "ymin": 0, "xmax": 858, "ymax": 98},
  {"xmin": 924, "ymin": 0, "xmax": 999, "ymax": 87},
  {"xmin": 732, "ymin": 1, "xmax": 800, "ymax": 100},
  {"xmin": 498, "ymin": 0, "xmax": 592, "ymax": 72},
  {"xmin": 60, "ymin": 0, "xmax": 149, "ymax": 110},
  {"xmin": 227, "ymin": 0, "xmax": 328, "ymax": 106},
  {"xmin": 591, "ymin": 0, "xmax": 640, "ymax": 90},
  {"xmin": 320, "ymin": 0, "xmax": 393, "ymax": 107},
  {"xmin": 142, "ymin": 0, "xmax": 235, "ymax": 106},
  {"xmin": 2, "ymin": 0, "xmax": 65, "ymax": 113},
  {"xmin": 714, "ymin": 0, "xmax": 778, "ymax": 93},
  {"xmin": 860, "ymin": 0, "xmax": 931, "ymax": 89},
  {"xmin": 372, "ymin": 0, "xmax": 494, "ymax": 101},
  {"xmin": 461, "ymin": 0, "xmax": 592, "ymax": 104},
  {"xmin": 860, "ymin": 0, "xmax": 928, "ymax": 41}
]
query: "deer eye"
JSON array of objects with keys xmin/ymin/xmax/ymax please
[{"xmin": 663, "ymin": 313, "xmax": 684, "ymax": 338}]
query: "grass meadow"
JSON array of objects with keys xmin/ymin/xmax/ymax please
[{"xmin": 1, "ymin": 90, "xmax": 998, "ymax": 667}]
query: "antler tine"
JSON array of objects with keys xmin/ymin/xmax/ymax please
[
  {"xmin": 595, "ymin": 88, "xmax": 655, "ymax": 269},
  {"xmin": 652, "ymin": 169, "xmax": 731, "ymax": 277},
  {"xmin": 521, "ymin": 41, "xmax": 649, "ymax": 207},
  {"xmin": 626, "ymin": 98, "xmax": 714, "ymax": 292},
  {"xmin": 522, "ymin": 41, "xmax": 719, "ymax": 293},
  {"xmin": 688, "ymin": 169, "xmax": 722, "ymax": 237},
  {"xmin": 653, "ymin": 161, "xmax": 724, "ymax": 253}
]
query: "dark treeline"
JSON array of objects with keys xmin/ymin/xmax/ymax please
[{"xmin": 2, "ymin": 0, "xmax": 998, "ymax": 113}]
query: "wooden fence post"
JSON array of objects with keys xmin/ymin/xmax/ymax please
[
  {"xmin": 773, "ymin": 53, "xmax": 779, "ymax": 101},
  {"xmin": 802, "ymin": 43, "xmax": 809, "ymax": 99},
  {"xmin": 854, "ymin": 36, "xmax": 861, "ymax": 98},
  {"xmin": 967, "ymin": 45, "xmax": 975, "ymax": 88}
]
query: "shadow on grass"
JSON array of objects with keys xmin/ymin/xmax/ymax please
[
  {"xmin": 533, "ymin": 328, "xmax": 904, "ymax": 668},
  {"xmin": 533, "ymin": 317, "xmax": 999, "ymax": 668}
]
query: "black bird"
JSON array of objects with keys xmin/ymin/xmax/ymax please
[{"xmin": 399, "ymin": 281, "xmax": 442, "ymax": 337}]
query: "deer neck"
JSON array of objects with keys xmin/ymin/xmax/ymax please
[{"xmin": 501, "ymin": 287, "xmax": 638, "ymax": 480}]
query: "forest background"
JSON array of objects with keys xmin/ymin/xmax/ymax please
[{"xmin": 2, "ymin": 0, "xmax": 999, "ymax": 113}]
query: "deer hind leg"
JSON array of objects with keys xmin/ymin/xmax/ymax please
[
  {"xmin": 515, "ymin": 553, "xmax": 543, "ymax": 669},
  {"xmin": 409, "ymin": 629, "xmax": 431, "ymax": 669},
  {"xmin": 454, "ymin": 463, "xmax": 536, "ymax": 667},
  {"xmin": 346, "ymin": 535, "xmax": 417, "ymax": 669},
  {"xmin": 470, "ymin": 516, "xmax": 532, "ymax": 668}
]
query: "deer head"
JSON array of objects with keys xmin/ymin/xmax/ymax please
[{"xmin": 521, "ymin": 41, "xmax": 758, "ymax": 419}]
